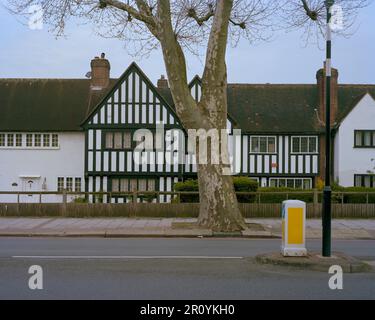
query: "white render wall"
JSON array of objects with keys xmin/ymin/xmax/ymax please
[
  {"xmin": 334, "ymin": 94, "xmax": 375, "ymax": 186},
  {"xmin": 0, "ymin": 132, "xmax": 85, "ymax": 203}
]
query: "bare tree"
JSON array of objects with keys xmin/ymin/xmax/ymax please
[
  {"xmin": 280, "ymin": 0, "xmax": 371, "ymax": 46},
  {"xmin": 6, "ymin": 0, "xmax": 371, "ymax": 232}
]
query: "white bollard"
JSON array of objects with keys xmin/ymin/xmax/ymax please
[{"xmin": 281, "ymin": 200, "xmax": 307, "ymax": 257}]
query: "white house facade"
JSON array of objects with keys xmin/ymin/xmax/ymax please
[
  {"xmin": 334, "ymin": 93, "xmax": 375, "ymax": 187},
  {"xmin": 0, "ymin": 132, "xmax": 84, "ymax": 203}
]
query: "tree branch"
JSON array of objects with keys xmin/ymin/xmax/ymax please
[
  {"xmin": 201, "ymin": 0, "xmax": 233, "ymax": 101},
  {"xmin": 187, "ymin": 6, "xmax": 214, "ymax": 26},
  {"xmin": 155, "ymin": 0, "xmax": 204, "ymax": 129},
  {"xmin": 301, "ymin": 0, "xmax": 318, "ymax": 21},
  {"xmin": 229, "ymin": 18, "xmax": 246, "ymax": 29},
  {"xmin": 99, "ymin": 0, "xmax": 157, "ymax": 28}
]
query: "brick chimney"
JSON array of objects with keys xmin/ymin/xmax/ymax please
[
  {"xmin": 316, "ymin": 64, "xmax": 339, "ymax": 127},
  {"xmin": 90, "ymin": 53, "xmax": 110, "ymax": 90},
  {"xmin": 157, "ymin": 75, "xmax": 169, "ymax": 89}
]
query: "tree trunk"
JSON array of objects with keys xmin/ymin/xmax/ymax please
[
  {"xmin": 197, "ymin": 163, "xmax": 247, "ymax": 232},
  {"xmin": 156, "ymin": 0, "xmax": 246, "ymax": 232}
]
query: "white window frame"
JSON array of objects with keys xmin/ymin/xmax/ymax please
[
  {"xmin": 43, "ymin": 134, "xmax": 51, "ymax": 147},
  {"xmin": 26, "ymin": 134, "xmax": 33, "ymax": 147},
  {"xmin": 269, "ymin": 178, "xmax": 312, "ymax": 190},
  {"xmin": 250, "ymin": 136, "xmax": 277, "ymax": 154},
  {"xmin": 34, "ymin": 134, "xmax": 42, "ymax": 147},
  {"xmin": 291, "ymin": 136, "xmax": 318, "ymax": 154},
  {"xmin": 16, "ymin": 134, "xmax": 22, "ymax": 147},
  {"xmin": 0, "ymin": 134, "xmax": 5, "ymax": 147},
  {"xmin": 52, "ymin": 134, "xmax": 59, "ymax": 148},
  {"xmin": 75, "ymin": 178, "xmax": 82, "ymax": 192},
  {"xmin": 57, "ymin": 177, "xmax": 65, "ymax": 192}
]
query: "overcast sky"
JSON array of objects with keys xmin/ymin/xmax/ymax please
[{"xmin": 0, "ymin": 1, "xmax": 374, "ymax": 84}]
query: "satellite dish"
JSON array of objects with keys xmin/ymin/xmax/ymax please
[{"xmin": 85, "ymin": 71, "xmax": 92, "ymax": 79}]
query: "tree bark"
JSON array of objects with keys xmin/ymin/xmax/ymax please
[{"xmin": 197, "ymin": 163, "xmax": 247, "ymax": 231}]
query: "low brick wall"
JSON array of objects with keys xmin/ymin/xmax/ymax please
[{"xmin": 0, "ymin": 203, "xmax": 374, "ymax": 218}]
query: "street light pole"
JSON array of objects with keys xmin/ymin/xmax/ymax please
[{"xmin": 322, "ymin": 0, "xmax": 335, "ymax": 257}]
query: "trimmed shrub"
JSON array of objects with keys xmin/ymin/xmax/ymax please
[
  {"xmin": 174, "ymin": 179, "xmax": 200, "ymax": 203},
  {"xmin": 174, "ymin": 177, "xmax": 258, "ymax": 203},
  {"xmin": 333, "ymin": 187, "xmax": 375, "ymax": 204},
  {"xmin": 233, "ymin": 177, "xmax": 259, "ymax": 203},
  {"xmin": 257, "ymin": 188, "xmax": 315, "ymax": 203}
]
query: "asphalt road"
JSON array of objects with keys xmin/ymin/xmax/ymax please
[{"xmin": 0, "ymin": 238, "xmax": 374, "ymax": 300}]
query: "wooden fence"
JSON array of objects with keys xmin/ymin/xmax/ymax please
[
  {"xmin": 0, "ymin": 190, "xmax": 374, "ymax": 218},
  {"xmin": 0, "ymin": 203, "xmax": 374, "ymax": 218}
]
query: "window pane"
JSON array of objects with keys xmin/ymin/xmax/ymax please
[
  {"xmin": 279, "ymin": 179, "xmax": 286, "ymax": 188},
  {"xmin": 139, "ymin": 179, "xmax": 147, "ymax": 192},
  {"xmin": 66, "ymin": 178, "xmax": 73, "ymax": 192},
  {"xmin": 354, "ymin": 175, "xmax": 362, "ymax": 187},
  {"xmin": 373, "ymin": 132, "xmax": 375, "ymax": 147},
  {"xmin": 303, "ymin": 179, "xmax": 312, "ymax": 189},
  {"xmin": 295, "ymin": 179, "xmax": 302, "ymax": 189},
  {"xmin": 268, "ymin": 137, "xmax": 276, "ymax": 153},
  {"xmin": 52, "ymin": 134, "xmax": 59, "ymax": 147},
  {"xmin": 0, "ymin": 134, "xmax": 5, "ymax": 146},
  {"xmin": 301, "ymin": 137, "xmax": 308, "ymax": 153},
  {"xmin": 270, "ymin": 179, "xmax": 277, "ymax": 188},
  {"xmin": 114, "ymin": 132, "xmax": 123, "ymax": 149},
  {"xmin": 287, "ymin": 179, "xmax": 294, "ymax": 188},
  {"xmin": 364, "ymin": 176, "xmax": 371, "ymax": 188},
  {"xmin": 112, "ymin": 179, "xmax": 120, "ymax": 192},
  {"xmin": 309, "ymin": 137, "xmax": 317, "ymax": 153},
  {"xmin": 43, "ymin": 134, "xmax": 50, "ymax": 147},
  {"xmin": 364, "ymin": 132, "xmax": 371, "ymax": 146},
  {"xmin": 26, "ymin": 134, "xmax": 33, "ymax": 147},
  {"xmin": 120, "ymin": 179, "xmax": 129, "ymax": 192},
  {"xmin": 259, "ymin": 137, "xmax": 267, "ymax": 153},
  {"xmin": 251, "ymin": 137, "xmax": 259, "ymax": 153},
  {"xmin": 75, "ymin": 178, "xmax": 82, "ymax": 192},
  {"xmin": 130, "ymin": 179, "xmax": 138, "ymax": 192},
  {"xmin": 105, "ymin": 133, "xmax": 113, "ymax": 149},
  {"xmin": 57, "ymin": 177, "xmax": 64, "ymax": 192},
  {"xmin": 148, "ymin": 179, "xmax": 155, "ymax": 191},
  {"xmin": 35, "ymin": 134, "xmax": 41, "ymax": 147},
  {"xmin": 16, "ymin": 134, "xmax": 22, "ymax": 147},
  {"xmin": 7, "ymin": 134, "xmax": 14, "ymax": 147},
  {"xmin": 355, "ymin": 131, "xmax": 362, "ymax": 146},
  {"xmin": 292, "ymin": 138, "xmax": 300, "ymax": 153},
  {"xmin": 123, "ymin": 132, "xmax": 132, "ymax": 149}
]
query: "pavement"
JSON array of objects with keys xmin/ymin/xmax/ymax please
[
  {"xmin": 0, "ymin": 218, "xmax": 375, "ymax": 239},
  {"xmin": 0, "ymin": 238, "xmax": 374, "ymax": 299}
]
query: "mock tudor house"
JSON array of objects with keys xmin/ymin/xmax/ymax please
[{"xmin": 0, "ymin": 54, "xmax": 374, "ymax": 203}]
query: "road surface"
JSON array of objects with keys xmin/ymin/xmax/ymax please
[{"xmin": 0, "ymin": 238, "xmax": 374, "ymax": 299}]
